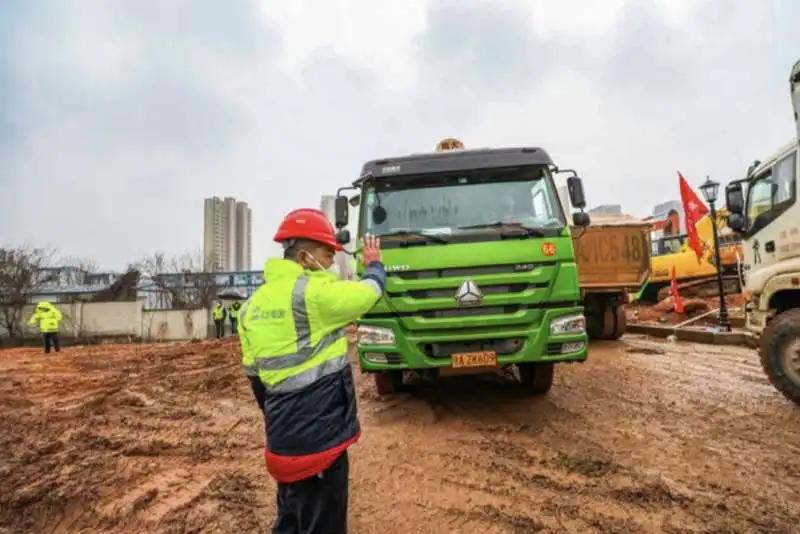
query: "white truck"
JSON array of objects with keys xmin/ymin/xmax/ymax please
[{"xmin": 725, "ymin": 58, "xmax": 800, "ymax": 404}]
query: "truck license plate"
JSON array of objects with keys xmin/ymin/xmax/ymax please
[{"xmin": 451, "ymin": 351, "xmax": 497, "ymax": 368}]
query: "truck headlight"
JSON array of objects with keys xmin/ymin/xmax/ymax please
[
  {"xmin": 550, "ymin": 314, "xmax": 586, "ymax": 336},
  {"xmin": 357, "ymin": 325, "xmax": 395, "ymax": 345}
]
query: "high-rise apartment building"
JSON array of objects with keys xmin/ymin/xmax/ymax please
[{"xmin": 203, "ymin": 196, "xmax": 252, "ymax": 271}]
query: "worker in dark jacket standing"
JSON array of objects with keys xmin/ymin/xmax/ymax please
[{"xmin": 238, "ymin": 208, "xmax": 385, "ymax": 534}]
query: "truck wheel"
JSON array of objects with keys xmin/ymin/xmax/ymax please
[
  {"xmin": 595, "ymin": 306, "xmax": 616, "ymax": 340},
  {"xmin": 586, "ymin": 312, "xmax": 604, "ymax": 340},
  {"xmin": 517, "ymin": 362, "xmax": 555, "ymax": 395},
  {"xmin": 586, "ymin": 305, "xmax": 614, "ymax": 340},
  {"xmin": 374, "ymin": 371, "xmax": 404, "ymax": 395},
  {"xmin": 609, "ymin": 304, "xmax": 626, "ymax": 340},
  {"xmin": 759, "ymin": 308, "xmax": 800, "ymax": 405}
]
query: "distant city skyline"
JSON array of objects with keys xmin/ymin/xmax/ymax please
[{"xmin": 203, "ymin": 196, "xmax": 252, "ymax": 272}]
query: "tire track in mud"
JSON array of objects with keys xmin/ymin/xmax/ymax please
[
  {"xmin": 623, "ymin": 339, "xmax": 776, "ymax": 401},
  {"xmin": 356, "ymin": 341, "xmax": 800, "ymax": 533}
]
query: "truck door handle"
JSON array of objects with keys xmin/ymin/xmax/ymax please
[{"xmin": 765, "ymin": 240, "xmax": 775, "ymax": 253}]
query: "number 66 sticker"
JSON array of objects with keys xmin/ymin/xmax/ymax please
[{"xmin": 541, "ymin": 242, "xmax": 557, "ymax": 256}]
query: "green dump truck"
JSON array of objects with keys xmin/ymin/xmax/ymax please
[{"xmin": 333, "ymin": 140, "xmax": 650, "ymax": 395}]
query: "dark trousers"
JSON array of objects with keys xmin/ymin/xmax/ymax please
[
  {"xmin": 230, "ymin": 318, "xmax": 237, "ymax": 335},
  {"xmin": 273, "ymin": 451, "xmax": 349, "ymax": 534},
  {"xmin": 214, "ymin": 320, "xmax": 224, "ymax": 338},
  {"xmin": 43, "ymin": 332, "xmax": 60, "ymax": 353}
]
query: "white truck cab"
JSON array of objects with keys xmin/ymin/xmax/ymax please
[{"xmin": 725, "ymin": 59, "xmax": 800, "ymax": 404}]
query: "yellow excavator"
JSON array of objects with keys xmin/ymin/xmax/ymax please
[{"xmin": 640, "ymin": 208, "xmax": 742, "ymax": 302}]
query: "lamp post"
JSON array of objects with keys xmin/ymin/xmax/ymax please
[{"xmin": 699, "ymin": 176, "xmax": 732, "ymax": 332}]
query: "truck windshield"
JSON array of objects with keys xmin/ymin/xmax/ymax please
[
  {"xmin": 362, "ymin": 165, "xmax": 565, "ymax": 237},
  {"xmin": 745, "ymin": 149, "xmax": 797, "ymax": 234}
]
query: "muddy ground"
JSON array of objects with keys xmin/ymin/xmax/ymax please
[{"xmin": 1, "ymin": 337, "xmax": 799, "ymax": 534}]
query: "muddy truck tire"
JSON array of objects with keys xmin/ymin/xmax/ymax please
[
  {"xmin": 517, "ymin": 362, "xmax": 554, "ymax": 395},
  {"xmin": 759, "ymin": 308, "xmax": 800, "ymax": 405},
  {"xmin": 374, "ymin": 370, "xmax": 404, "ymax": 395},
  {"xmin": 585, "ymin": 298, "xmax": 626, "ymax": 341}
]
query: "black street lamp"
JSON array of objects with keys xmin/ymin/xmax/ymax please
[{"xmin": 699, "ymin": 176, "xmax": 732, "ymax": 332}]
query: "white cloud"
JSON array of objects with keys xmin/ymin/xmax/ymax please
[{"xmin": 259, "ymin": 0, "xmax": 427, "ymax": 91}]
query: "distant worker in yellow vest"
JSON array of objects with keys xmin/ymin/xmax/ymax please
[
  {"xmin": 211, "ymin": 302, "xmax": 227, "ymax": 338},
  {"xmin": 27, "ymin": 301, "xmax": 64, "ymax": 354},
  {"xmin": 238, "ymin": 207, "xmax": 385, "ymax": 534},
  {"xmin": 228, "ymin": 301, "xmax": 241, "ymax": 335}
]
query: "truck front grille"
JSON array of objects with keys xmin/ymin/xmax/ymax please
[
  {"xmin": 392, "ymin": 262, "xmax": 557, "ymax": 280},
  {"xmin": 398, "ymin": 283, "xmax": 546, "ymax": 299},
  {"xmin": 420, "ymin": 338, "xmax": 525, "ymax": 359}
]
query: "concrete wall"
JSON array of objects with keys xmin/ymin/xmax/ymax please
[
  {"xmin": 0, "ymin": 300, "xmax": 211, "ymax": 342},
  {"xmin": 142, "ymin": 308, "xmax": 209, "ymax": 341}
]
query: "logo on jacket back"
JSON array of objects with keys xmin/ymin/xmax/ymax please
[{"xmin": 455, "ymin": 280, "xmax": 483, "ymax": 307}]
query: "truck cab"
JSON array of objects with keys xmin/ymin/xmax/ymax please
[
  {"xmin": 333, "ymin": 141, "xmax": 591, "ymax": 395},
  {"xmin": 724, "ymin": 59, "xmax": 800, "ymax": 403}
]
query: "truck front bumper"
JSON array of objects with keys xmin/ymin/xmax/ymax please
[{"xmin": 356, "ymin": 307, "xmax": 588, "ymax": 372}]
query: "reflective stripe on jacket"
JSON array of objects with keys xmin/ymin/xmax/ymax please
[
  {"xmin": 239, "ymin": 258, "xmax": 386, "ymax": 481},
  {"xmin": 27, "ymin": 302, "xmax": 63, "ymax": 334}
]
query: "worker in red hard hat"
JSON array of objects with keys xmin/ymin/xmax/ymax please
[{"xmin": 238, "ymin": 208, "xmax": 385, "ymax": 534}]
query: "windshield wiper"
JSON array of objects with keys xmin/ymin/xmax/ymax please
[
  {"xmin": 456, "ymin": 222, "xmax": 546, "ymax": 237},
  {"xmin": 379, "ymin": 230, "xmax": 450, "ymax": 246}
]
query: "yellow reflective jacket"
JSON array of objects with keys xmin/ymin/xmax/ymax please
[
  {"xmin": 239, "ymin": 258, "xmax": 382, "ymax": 387},
  {"xmin": 28, "ymin": 302, "xmax": 63, "ymax": 334},
  {"xmin": 212, "ymin": 305, "xmax": 226, "ymax": 320},
  {"xmin": 239, "ymin": 257, "xmax": 386, "ymax": 464}
]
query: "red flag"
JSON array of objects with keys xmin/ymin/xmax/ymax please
[
  {"xmin": 670, "ymin": 264, "xmax": 685, "ymax": 314},
  {"xmin": 678, "ymin": 172, "xmax": 709, "ymax": 264}
]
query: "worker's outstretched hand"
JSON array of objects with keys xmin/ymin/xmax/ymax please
[{"xmin": 360, "ymin": 234, "xmax": 382, "ymax": 266}]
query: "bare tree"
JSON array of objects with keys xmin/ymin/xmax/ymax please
[
  {"xmin": 134, "ymin": 250, "xmax": 225, "ymax": 309},
  {"xmin": 0, "ymin": 245, "xmax": 54, "ymax": 338}
]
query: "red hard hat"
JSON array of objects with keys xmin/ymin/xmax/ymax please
[{"xmin": 274, "ymin": 208, "xmax": 342, "ymax": 251}]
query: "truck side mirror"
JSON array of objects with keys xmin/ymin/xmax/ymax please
[
  {"xmin": 727, "ymin": 213, "xmax": 745, "ymax": 233},
  {"xmin": 334, "ymin": 196, "xmax": 349, "ymax": 228},
  {"xmin": 725, "ymin": 182, "xmax": 744, "ymax": 213},
  {"xmin": 336, "ymin": 229, "xmax": 351, "ymax": 245},
  {"xmin": 572, "ymin": 212, "xmax": 591, "ymax": 227},
  {"xmin": 567, "ymin": 176, "xmax": 586, "ymax": 210}
]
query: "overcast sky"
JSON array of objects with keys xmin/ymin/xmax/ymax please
[{"xmin": 1, "ymin": 0, "xmax": 798, "ymax": 270}]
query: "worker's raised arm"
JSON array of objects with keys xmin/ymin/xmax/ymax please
[{"xmin": 309, "ymin": 261, "xmax": 386, "ymax": 328}]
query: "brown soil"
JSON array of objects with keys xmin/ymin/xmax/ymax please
[
  {"xmin": 1, "ymin": 337, "xmax": 799, "ymax": 533},
  {"xmin": 628, "ymin": 293, "xmax": 750, "ymax": 325}
]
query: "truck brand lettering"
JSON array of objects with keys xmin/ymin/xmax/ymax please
[{"xmin": 385, "ymin": 265, "xmax": 410, "ymax": 272}]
